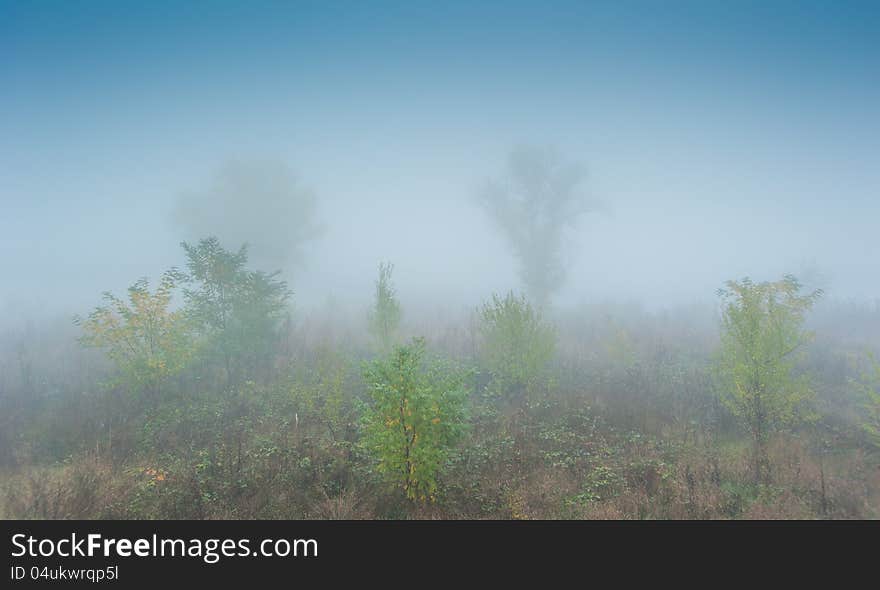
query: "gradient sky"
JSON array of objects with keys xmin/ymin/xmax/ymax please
[{"xmin": 1, "ymin": 1, "xmax": 878, "ymax": 320}]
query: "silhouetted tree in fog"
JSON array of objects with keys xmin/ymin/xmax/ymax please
[
  {"xmin": 174, "ymin": 160, "xmax": 322, "ymax": 273},
  {"xmin": 478, "ymin": 146, "xmax": 590, "ymax": 307},
  {"xmin": 368, "ymin": 262, "xmax": 401, "ymax": 353}
]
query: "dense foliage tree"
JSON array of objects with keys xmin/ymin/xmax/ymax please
[
  {"xmin": 367, "ymin": 262, "xmax": 401, "ymax": 353},
  {"xmin": 477, "ymin": 292, "xmax": 556, "ymax": 400},
  {"xmin": 76, "ymin": 270, "xmax": 194, "ymax": 398},
  {"xmin": 360, "ymin": 338, "xmax": 468, "ymax": 502},
  {"xmin": 716, "ymin": 275, "xmax": 821, "ymax": 483},
  {"xmin": 178, "ymin": 237, "xmax": 291, "ymax": 386},
  {"xmin": 477, "ymin": 146, "xmax": 589, "ymax": 307}
]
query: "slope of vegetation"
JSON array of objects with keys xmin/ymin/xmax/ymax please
[{"xmin": 1, "ymin": 239, "xmax": 878, "ymax": 520}]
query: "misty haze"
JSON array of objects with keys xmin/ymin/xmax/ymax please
[{"xmin": 1, "ymin": 1, "xmax": 878, "ymax": 520}]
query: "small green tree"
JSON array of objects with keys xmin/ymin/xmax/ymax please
[
  {"xmin": 367, "ymin": 262, "xmax": 401, "ymax": 353},
  {"xmin": 360, "ymin": 338, "xmax": 468, "ymax": 502},
  {"xmin": 179, "ymin": 237, "xmax": 291, "ymax": 386},
  {"xmin": 477, "ymin": 292, "xmax": 556, "ymax": 400},
  {"xmin": 855, "ymin": 352, "xmax": 880, "ymax": 449},
  {"xmin": 716, "ymin": 275, "xmax": 821, "ymax": 483},
  {"xmin": 76, "ymin": 270, "xmax": 194, "ymax": 398}
]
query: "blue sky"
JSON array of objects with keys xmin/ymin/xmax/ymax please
[{"xmin": 1, "ymin": 1, "xmax": 878, "ymax": 315}]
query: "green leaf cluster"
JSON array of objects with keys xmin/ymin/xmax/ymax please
[
  {"xmin": 360, "ymin": 338, "xmax": 469, "ymax": 502},
  {"xmin": 716, "ymin": 274, "xmax": 821, "ymax": 481},
  {"xmin": 478, "ymin": 292, "xmax": 556, "ymax": 399},
  {"xmin": 178, "ymin": 237, "xmax": 292, "ymax": 385},
  {"xmin": 367, "ymin": 261, "xmax": 401, "ymax": 353},
  {"xmin": 75, "ymin": 270, "xmax": 195, "ymax": 397}
]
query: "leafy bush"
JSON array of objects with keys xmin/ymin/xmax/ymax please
[
  {"xmin": 75, "ymin": 271, "xmax": 194, "ymax": 398},
  {"xmin": 360, "ymin": 338, "xmax": 469, "ymax": 502},
  {"xmin": 478, "ymin": 292, "xmax": 556, "ymax": 399},
  {"xmin": 716, "ymin": 275, "xmax": 821, "ymax": 483}
]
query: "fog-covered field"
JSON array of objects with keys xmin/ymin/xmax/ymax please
[{"xmin": 1, "ymin": 2, "xmax": 878, "ymax": 519}]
